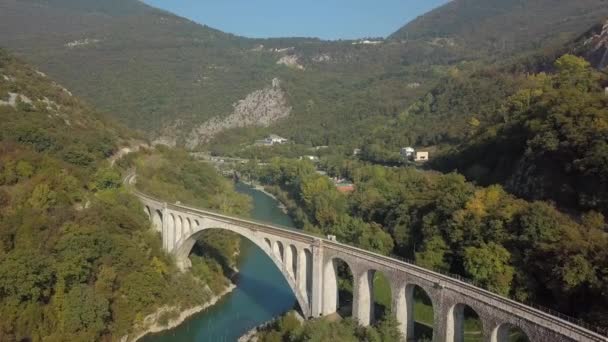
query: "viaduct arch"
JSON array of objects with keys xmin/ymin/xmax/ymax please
[{"xmin": 129, "ymin": 174, "xmax": 607, "ymax": 342}]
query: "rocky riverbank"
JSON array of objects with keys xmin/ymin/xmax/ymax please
[
  {"xmin": 238, "ymin": 311, "xmax": 304, "ymax": 342},
  {"xmin": 122, "ymin": 283, "xmax": 237, "ymax": 342}
]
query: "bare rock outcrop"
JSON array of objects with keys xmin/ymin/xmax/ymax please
[
  {"xmin": 580, "ymin": 20, "xmax": 608, "ymax": 69},
  {"xmin": 277, "ymin": 55, "xmax": 305, "ymax": 70},
  {"xmin": 185, "ymin": 78, "xmax": 291, "ymax": 149}
]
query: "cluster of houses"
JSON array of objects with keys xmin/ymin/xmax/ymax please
[
  {"xmin": 353, "ymin": 146, "xmax": 430, "ymax": 162},
  {"xmin": 256, "ymin": 134, "xmax": 289, "ymax": 146}
]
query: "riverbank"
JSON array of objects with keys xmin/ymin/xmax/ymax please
[
  {"xmin": 123, "ymin": 283, "xmax": 237, "ymax": 342},
  {"xmin": 238, "ymin": 311, "xmax": 305, "ymax": 342},
  {"xmin": 239, "ymin": 180, "xmax": 288, "ymax": 214}
]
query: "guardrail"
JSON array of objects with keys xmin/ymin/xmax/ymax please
[{"xmin": 125, "ymin": 172, "xmax": 608, "ymax": 339}]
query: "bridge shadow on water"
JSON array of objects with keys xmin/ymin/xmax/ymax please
[{"xmin": 233, "ymin": 267, "xmax": 299, "ymax": 317}]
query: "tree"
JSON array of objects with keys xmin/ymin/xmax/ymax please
[
  {"xmin": 62, "ymin": 285, "xmax": 109, "ymax": 337},
  {"xmin": 463, "ymin": 242, "xmax": 514, "ymax": 296},
  {"xmin": 91, "ymin": 168, "xmax": 121, "ymax": 191},
  {"xmin": 415, "ymin": 236, "xmax": 449, "ymax": 271},
  {"xmin": 0, "ymin": 250, "xmax": 54, "ymax": 302},
  {"xmin": 554, "ymin": 54, "xmax": 594, "ymax": 91},
  {"xmin": 28, "ymin": 183, "xmax": 57, "ymax": 211}
]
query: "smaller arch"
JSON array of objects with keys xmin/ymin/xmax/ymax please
[
  {"xmin": 175, "ymin": 215, "xmax": 183, "ymax": 244},
  {"xmin": 264, "ymin": 238, "xmax": 272, "ymax": 250},
  {"xmin": 166, "ymin": 214, "xmax": 176, "ymax": 251},
  {"xmin": 152, "ymin": 209, "xmax": 163, "ymax": 233},
  {"xmin": 273, "ymin": 240, "xmax": 284, "ymax": 262},
  {"xmin": 491, "ymin": 323, "xmax": 530, "ymax": 342},
  {"xmin": 289, "ymin": 245, "xmax": 298, "ymax": 278},
  {"xmin": 194, "ymin": 219, "xmax": 200, "ymax": 228},
  {"xmin": 184, "ymin": 217, "xmax": 192, "ymax": 236},
  {"xmin": 144, "ymin": 206, "xmax": 151, "ymax": 218},
  {"xmin": 446, "ymin": 303, "xmax": 483, "ymax": 342},
  {"xmin": 298, "ymin": 248, "xmax": 313, "ymax": 303}
]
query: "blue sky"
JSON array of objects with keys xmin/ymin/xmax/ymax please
[{"xmin": 141, "ymin": 0, "xmax": 448, "ymax": 40}]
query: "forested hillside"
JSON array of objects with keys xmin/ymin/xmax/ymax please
[
  {"xmin": 433, "ymin": 55, "xmax": 608, "ymax": 216},
  {"xmin": 4, "ymin": 0, "xmax": 606, "ymax": 150},
  {"xmin": 241, "ymin": 155, "xmax": 608, "ymax": 330},
  {"xmin": 0, "ymin": 0, "xmax": 440, "ymax": 147},
  {"xmin": 392, "ymin": 0, "xmax": 608, "ymax": 57},
  {"xmin": 0, "ymin": 50, "xmax": 245, "ymax": 341}
]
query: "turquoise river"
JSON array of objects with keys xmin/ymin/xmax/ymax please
[{"xmin": 141, "ymin": 182, "xmax": 297, "ymax": 342}]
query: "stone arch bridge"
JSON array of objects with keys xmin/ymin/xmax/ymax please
[{"xmin": 128, "ymin": 177, "xmax": 606, "ymax": 342}]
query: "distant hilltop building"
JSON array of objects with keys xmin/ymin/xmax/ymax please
[
  {"xmin": 264, "ymin": 134, "xmax": 288, "ymax": 145},
  {"xmin": 353, "ymin": 148, "xmax": 362, "ymax": 156},
  {"xmin": 352, "ymin": 40, "xmax": 383, "ymax": 45}
]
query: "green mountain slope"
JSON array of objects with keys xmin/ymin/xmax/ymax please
[
  {"xmin": 0, "ymin": 49, "xmax": 243, "ymax": 340},
  {"xmin": 391, "ymin": 0, "xmax": 608, "ymax": 56},
  {"xmin": 431, "ymin": 55, "xmax": 608, "ymax": 216},
  {"xmin": 1, "ymin": 0, "xmax": 607, "ymax": 150},
  {"xmin": 0, "ymin": 0, "xmax": 467, "ymax": 147}
]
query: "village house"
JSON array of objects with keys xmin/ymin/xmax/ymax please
[
  {"xmin": 332, "ymin": 177, "xmax": 355, "ymax": 194},
  {"xmin": 401, "ymin": 147, "xmax": 415, "ymax": 159},
  {"xmin": 300, "ymin": 155, "xmax": 319, "ymax": 161},
  {"xmin": 415, "ymin": 151, "xmax": 429, "ymax": 162}
]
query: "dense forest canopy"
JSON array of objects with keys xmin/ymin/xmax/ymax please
[
  {"xmin": 0, "ymin": 50, "xmax": 248, "ymax": 341},
  {"xmin": 392, "ymin": 0, "xmax": 608, "ymax": 56},
  {"xmin": 2, "ymin": 0, "xmax": 607, "ymax": 149},
  {"xmin": 243, "ymin": 154, "xmax": 608, "ymax": 329}
]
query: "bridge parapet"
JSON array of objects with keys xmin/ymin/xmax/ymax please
[{"xmin": 128, "ymin": 173, "xmax": 608, "ymax": 342}]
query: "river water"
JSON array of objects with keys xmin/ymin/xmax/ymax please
[{"xmin": 141, "ymin": 182, "xmax": 297, "ymax": 342}]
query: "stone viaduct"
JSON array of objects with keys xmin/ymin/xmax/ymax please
[{"xmin": 128, "ymin": 176, "xmax": 607, "ymax": 342}]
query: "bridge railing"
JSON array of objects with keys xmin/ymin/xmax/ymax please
[{"xmin": 126, "ymin": 172, "xmax": 608, "ymax": 339}]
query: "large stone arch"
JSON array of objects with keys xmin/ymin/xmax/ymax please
[{"xmin": 172, "ymin": 220, "xmax": 311, "ymax": 318}]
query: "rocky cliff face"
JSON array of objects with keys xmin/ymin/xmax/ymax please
[
  {"xmin": 579, "ymin": 20, "xmax": 608, "ymax": 69},
  {"xmin": 184, "ymin": 78, "xmax": 291, "ymax": 149}
]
